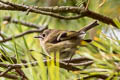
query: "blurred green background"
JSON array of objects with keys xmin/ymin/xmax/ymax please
[{"xmin": 0, "ymin": 0, "xmax": 120, "ymax": 80}]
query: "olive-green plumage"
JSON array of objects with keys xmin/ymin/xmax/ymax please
[{"xmin": 35, "ymin": 21, "xmax": 98, "ymax": 59}]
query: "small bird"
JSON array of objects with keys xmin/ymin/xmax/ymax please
[{"xmin": 35, "ymin": 21, "xmax": 99, "ymax": 59}]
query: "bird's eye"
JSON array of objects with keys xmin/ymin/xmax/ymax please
[{"xmin": 42, "ymin": 33, "xmax": 46, "ymax": 37}]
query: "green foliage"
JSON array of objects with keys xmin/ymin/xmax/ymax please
[
  {"xmin": 0, "ymin": 0, "xmax": 120, "ymax": 80},
  {"xmin": 76, "ymin": 0, "xmax": 87, "ymax": 6}
]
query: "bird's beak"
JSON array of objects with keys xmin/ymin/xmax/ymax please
[{"xmin": 34, "ymin": 35, "xmax": 43, "ymax": 38}]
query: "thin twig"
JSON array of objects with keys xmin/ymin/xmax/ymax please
[
  {"xmin": 84, "ymin": 10, "xmax": 117, "ymax": 27},
  {"xmin": 62, "ymin": 57, "xmax": 92, "ymax": 63},
  {"xmin": 0, "ymin": 26, "xmax": 47, "ymax": 43},
  {"xmin": 15, "ymin": 68, "xmax": 28, "ymax": 80},
  {"xmin": 0, "ymin": 70, "xmax": 18, "ymax": 79},
  {"xmin": 35, "ymin": 6, "xmax": 84, "ymax": 13},
  {"xmin": 0, "ymin": 21, "xmax": 98, "ymax": 43},
  {"xmin": 0, "ymin": 54, "xmax": 27, "ymax": 79},
  {"xmin": 0, "ymin": 0, "xmax": 117, "ymax": 27},
  {"xmin": 0, "ymin": 67, "xmax": 13, "ymax": 76},
  {"xmin": 0, "ymin": 61, "xmax": 81, "ymax": 71},
  {"xmin": 0, "ymin": 53, "xmax": 93, "ymax": 71},
  {"xmin": 3, "ymin": 16, "xmax": 42, "ymax": 29},
  {"xmin": 0, "ymin": 57, "xmax": 92, "ymax": 71},
  {"xmin": 59, "ymin": 61, "xmax": 81, "ymax": 71},
  {"xmin": 0, "ymin": 54, "xmax": 27, "ymax": 63},
  {"xmin": 0, "ymin": 53, "xmax": 93, "ymax": 65},
  {"xmin": 77, "ymin": 74, "xmax": 109, "ymax": 80},
  {"xmin": 0, "ymin": 1, "xmax": 84, "ymax": 20},
  {"xmin": 67, "ymin": 61, "xmax": 93, "ymax": 66}
]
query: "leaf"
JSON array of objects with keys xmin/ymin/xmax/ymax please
[
  {"xmin": 92, "ymin": 41, "xmax": 106, "ymax": 52},
  {"xmin": 113, "ymin": 18, "xmax": 120, "ymax": 29},
  {"xmin": 98, "ymin": 0, "xmax": 106, "ymax": 7}
]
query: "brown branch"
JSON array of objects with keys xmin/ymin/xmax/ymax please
[
  {"xmin": 83, "ymin": 10, "xmax": 117, "ymax": 27},
  {"xmin": 64, "ymin": 61, "xmax": 93, "ymax": 66},
  {"xmin": 0, "ymin": 70, "xmax": 18, "ymax": 79},
  {"xmin": 0, "ymin": 20, "xmax": 98, "ymax": 43},
  {"xmin": 15, "ymin": 68, "xmax": 28, "ymax": 80},
  {"xmin": 0, "ymin": 67, "xmax": 13, "ymax": 76},
  {"xmin": 0, "ymin": 53, "xmax": 94, "ymax": 71},
  {"xmin": 0, "ymin": 1, "xmax": 84, "ymax": 20},
  {"xmin": 77, "ymin": 74, "xmax": 109, "ymax": 80},
  {"xmin": 1, "ymin": 20, "xmax": 98, "ymax": 43},
  {"xmin": 62, "ymin": 57, "xmax": 92, "ymax": 63},
  {"xmin": 59, "ymin": 61, "xmax": 81, "ymax": 71},
  {"xmin": 0, "ymin": 0, "xmax": 117, "ymax": 27},
  {"xmin": 0, "ymin": 61, "xmax": 81, "ymax": 71},
  {"xmin": 0, "ymin": 55, "xmax": 93, "ymax": 71},
  {"xmin": 0, "ymin": 54, "xmax": 28, "ymax": 79},
  {"xmin": 35, "ymin": 6, "xmax": 84, "ymax": 13},
  {"xmin": 0, "ymin": 26, "xmax": 47, "ymax": 43},
  {"xmin": 0, "ymin": 1, "xmax": 84, "ymax": 13},
  {"xmin": 0, "ymin": 54, "xmax": 27, "ymax": 63},
  {"xmin": 3, "ymin": 16, "xmax": 43, "ymax": 29},
  {"xmin": 0, "ymin": 60, "xmax": 93, "ymax": 71}
]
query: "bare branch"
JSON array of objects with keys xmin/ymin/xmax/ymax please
[
  {"xmin": 0, "ymin": 52, "xmax": 94, "ymax": 71},
  {"xmin": 66, "ymin": 61, "xmax": 93, "ymax": 66},
  {"xmin": 0, "ymin": 0, "xmax": 117, "ymax": 27},
  {"xmin": 0, "ymin": 54, "xmax": 27, "ymax": 63},
  {"xmin": 0, "ymin": 60, "xmax": 80, "ymax": 71},
  {"xmin": 3, "ymin": 16, "xmax": 42, "ymax": 29},
  {"xmin": 0, "ymin": 70, "xmax": 18, "ymax": 79},
  {"xmin": 77, "ymin": 74, "xmax": 109, "ymax": 80},
  {"xmin": 15, "ymin": 68, "xmax": 28, "ymax": 80},
  {"xmin": 34, "ymin": 6, "xmax": 84, "ymax": 13},
  {"xmin": 0, "ymin": 20, "xmax": 98, "ymax": 43},
  {"xmin": 0, "ymin": 26, "xmax": 47, "ymax": 43},
  {"xmin": 0, "ymin": 1, "xmax": 84, "ymax": 20},
  {"xmin": 0, "ymin": 1, "xmax": 83, "ymax": 13},
  {"xmin": 84, "ymin": 10, "xmax": 117, "ymax": 27},
  {"xmin": 0, "ymin": 67, "xmax": 13, "ymax": 76},
  {"xmin": 0, "ymin": 54, "xmax": 28, "ymax": 79},
  {"xmin": 59, "ymin": 61, "xmax": 81, "ymax": 71},
  {"xmin": 0, "ymin": 53, "xmax": 94, "ymax": 71},
  {"xmin": 62, "ymin": 57, "xmax": 92, "ymax": 63}
]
